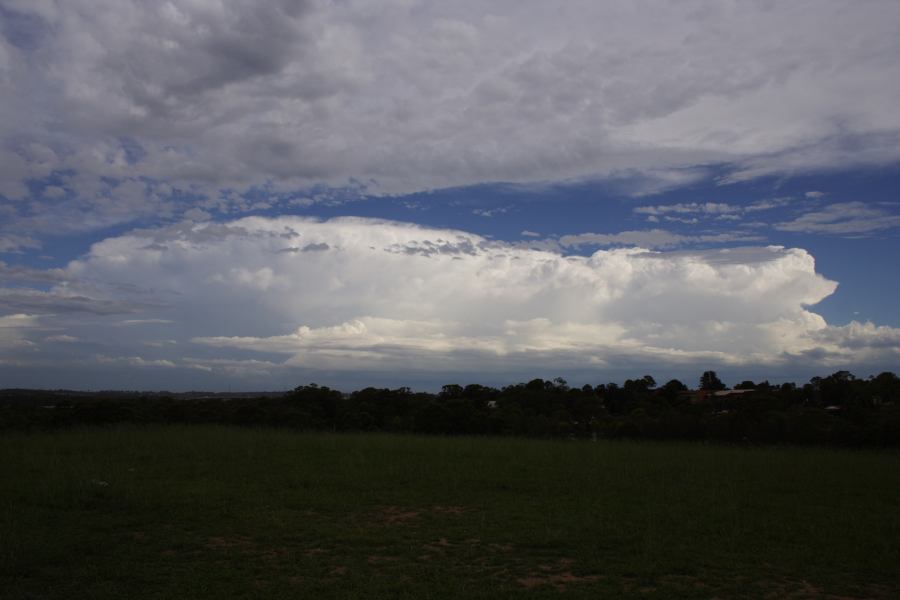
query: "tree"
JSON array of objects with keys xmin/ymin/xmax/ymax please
[
  {"xmin": 624, "ymin": 375, "xmax": 656, "ymax": 394},
  {"xmin": 661, "ymin": 379, "xmax": 688, "ymax": 404},
  {"xmin": 700, "ymin": 371, "xmax": 726, "ymax": 391},
  {"xmin": 440, "ymin": 384, "xmax": 464, "ymax": 399}
]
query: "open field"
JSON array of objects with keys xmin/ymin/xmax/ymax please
[{"xmin": 1, "ymin": 426, "xmax": 899, "ymax": 599}]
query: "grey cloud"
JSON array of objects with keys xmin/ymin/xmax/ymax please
[
  {"xmin": 812, "ymin": 322, "xmax": 900, "ymax": 350},
  {"xmin": 67, "ymin": 1, "xmax": 315, "ymax": 122},
  {"xmin": 721, "ymin": 131, "xmax": 900, "ymax": 185},
  {"xmin": 0, "ymin": 234, "xmax": 41, "ymax": 253},
  {"xmin": 0, "ymin": 261, "xmax": 68, "ymax": 284},
  {"xmin": 387, "ymin": 239, "xmax": 483, "ymax": 258},
  {"xmin": 2, "ymin": 0, "xmax": 899, "ymax": 244},
  {"xmin": 129, "ymin": 222, "xmax": 254, "ymax": 245},
  {"xmin": 558, "ymin": 229, "xmax": 764, "ymax": 250},
  {"xmin": 0, "ymin": 288, "xmax": 143, "ymax": 315},
  {"xmin": 775, "ymin": 202, "xmax": 900, "ymax": 235},
  {"xmin": 279, "ymin": 242, "xmax": 331, "ymax": 253}
]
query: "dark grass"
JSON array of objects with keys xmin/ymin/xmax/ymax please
[{"xmin": 1, "ymin": 426, "xmax": 899, "ymax": 599}]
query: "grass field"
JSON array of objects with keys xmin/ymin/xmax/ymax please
[{"xmin": 1, "ymin": 426, "xmax": 899, "ymax": 599}]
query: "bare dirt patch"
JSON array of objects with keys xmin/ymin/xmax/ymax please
[
  {"xmin": 431, "ymin": 505, "xmax": 468, "ymax": 515},
  {"xmin": 518, "ymin": 571, "xmax": 604, "ymax": 591},
  {"xmin": 370, "ymin": 506, "xmax": 422, "ymax": 526},
  {"xmin": 206, "ymin": 535, "xmax": 255, "ymax": 552},
  {"xmin": 203, "ymin": 534, "xmax": 288, "ymax": 562},
  {"xmin": 754, "ymin": 577, "xmax": 896, "ymax": 600},
  {"xmin": 367, "ymin": 554, "xmax": 400, "ymax": 565},
  {"xmin": 517, "ymin": 558, "xmax": 603, "ymax": 591}
]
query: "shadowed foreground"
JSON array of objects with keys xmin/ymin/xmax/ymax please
[{"xmin": 2, "ymin": 426, "xmax": 899, "ymax": 598}]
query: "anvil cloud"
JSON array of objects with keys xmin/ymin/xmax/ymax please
[{"xmin": 3, "ymin": 217, "xmax": 898, "ymax": 389}]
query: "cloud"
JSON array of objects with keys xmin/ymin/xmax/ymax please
[
  {"xmin": 0, "ymin": 312, "xmax": 39, "ymax": 352},
  {"xmin": 0, "ymin": 287, "xmax": 147, "ymax": 315},
  {"xmin": 632, "ymin": 199, "xmax": 788, "ymax": 228},
  {"xmin": 8, "ymin": 215, "xmax": 894, "ymax": 380},
  {"xmin": 805, "ymin": 191, "xmax": 826, "ymax": 199},
  {"xmin": 95, "ymin": 356, "xmax": 177, "ymax": 369},
  {"xmin": 745, "ymin": 197, "xmax": 793, "ymax": 212},
  {"xmin": 3, "ymin": 1, "xmax": 900, "ymax": 242},
  {"xmin": 775, "ymin": 202, "xmax": 900, "ymax": 235},
  {"xmin": 0, "ymin": 234, "xmax": 41, "ymax": 253},
  {"xmin": 1, "ymin": 215, "xmax": 899, "ymax": 388},
  {"xmin": 472, "ymin": 207, "xmax": 511, "ymax": 217},
  {"xmin": 633, "ymin": 198, "xmax": 795, "ymax": 225},
  {"xmin": 45, "ymin": 334, "xmax": 78, "ymax": 343},
  {"xmin": 634, "ymin": 202, "xmax": 741, "ymax": 216},
  {"xmin": 0, "ymin": 261, "xmax": 68, "ymax": 284},
  {"xmin": 558, "ymin": 229, "xmax": 764, "ymax": 250}
]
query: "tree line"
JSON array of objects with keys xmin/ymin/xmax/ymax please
[{"xmin": 2, "ymin": 370, "xmax": 899, "ymax": 446}]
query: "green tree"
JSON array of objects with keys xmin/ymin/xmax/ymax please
[{"xmin": 700, "ymin": 371, "xmax": 726, "ymax": 391}]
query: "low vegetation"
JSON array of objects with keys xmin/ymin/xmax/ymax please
[
  {"xmin": 2, "ymin": 426, "xmax": 899, "ymax": 598},
  {"xmin": 3, "ymin": 370, "xmax": 899, "ymax": 446}
]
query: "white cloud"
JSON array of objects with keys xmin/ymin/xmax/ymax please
[
  {"xmin": 11, "ymin": 216, "xmax": 890, "ymax": 379},
  {"xmin": 117, "ymin": 319, "xmax": 175, "ymax": 326},
  {"xmin": 633, "ymin": 200, "xmax": 781, "ymax": 226},
  {"xmin": 805, "ymin": 191, "xmax": 826, "ymax": 199},
  {"xmin": 45, "ymin": 334, "xmax": 79, "ymax": 343},
  {"xmin": 633, "ymin": 199, "xmax": 793, "ymax": 225},
  {"xmin": 1, "ymin": 215, "xmax": 899, "ymax": 387},
  {"xmin": 472, "ymin": 207, "xmax": 510, "ymax": 217},
  {"xmin": 745, "ymin": 197, "xmax": 793, "ymax": 212},
  {"xmin": 2, "ymin": 1, "xmax": 900, "ymax": 241},
  {"xmin": 96, "ymin": 356, "xmax": 177, "ymax": 368},
  {"xmin": 634, "ymin": 202, "xmax": 741, "ymax": 216}
]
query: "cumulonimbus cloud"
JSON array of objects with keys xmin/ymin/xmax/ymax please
[{"xmin": 10, "ymin": 216, "xmax": 880, "ymax": 377}]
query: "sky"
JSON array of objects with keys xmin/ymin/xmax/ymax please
[{"xmin": 1, "ymin": 0, "xmax": 899, "ymax": 391}]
